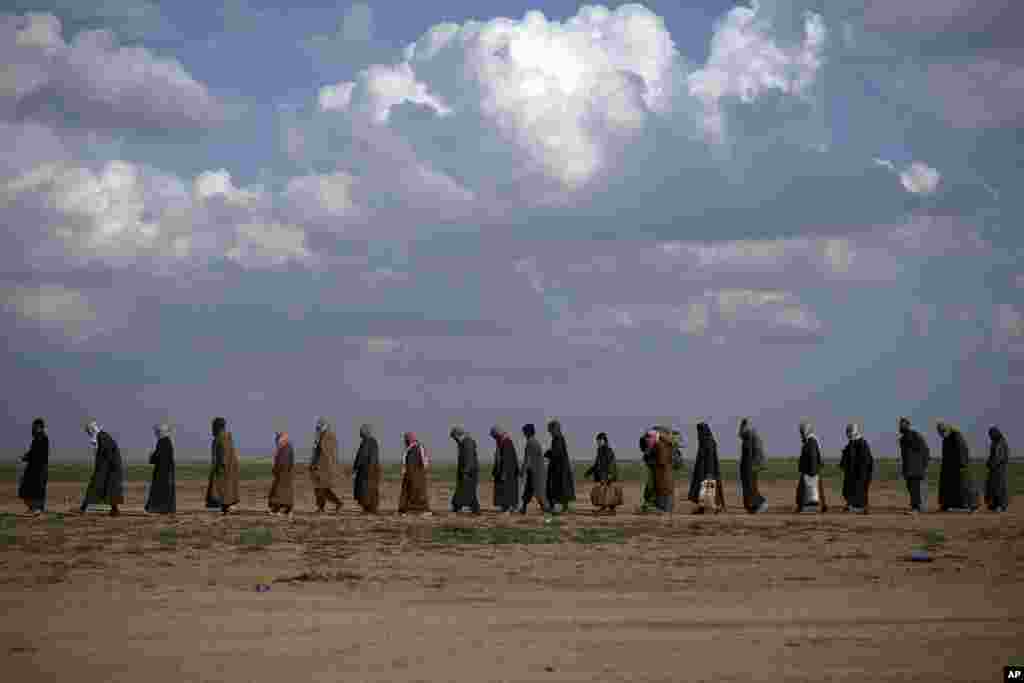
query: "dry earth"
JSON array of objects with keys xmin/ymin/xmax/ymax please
[{"xmin": 1, "ymin": 475, "xmax": 1021, "ymax": 682}]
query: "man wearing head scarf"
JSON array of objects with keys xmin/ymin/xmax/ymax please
[
  {"xmin": 80, "ymin": 420, "xmax": 124, "ymax": 516},
  {"xmin": 586, "ymin": 432, "xmax": 622, "ymax": 514},
  {"xmin": 898, "ymin": 417, "xmax": 931, "ymax": 513},
  {"xmin": 311, "ymin": 418, "xmax": 342, "ymax": 513},
  {"xmin": 398, "ymin": 432, "xmax": 431, "ymax": 516},
  {"xmin": 986, "ymin": 426, "xmax": 1010, "ymax": 513},
  {"xmin": 519, "ymin": 424, "xmax": 550, "ymax": 514},
  {"xmin": 738, "ymin": 418, "xmax": 767, "ymax": 514},
  {"xmin": 145, "ymin": 423, "xmax": 176, "ymax": 514},
  {"xmin": 268, "ymin": 432, "xmax": 296, "ymax": 516},
  {"xmin": 689, "ymin": 422, "xmax": 726, "ymax": 514},
  {"xmin": 19, "ymin": 418, "xmax": 49, "ymax": 515},
  {"xmin": 206, "ymin": 417, "xmax": 240, "ymax": 514},
  {"xmin": 352, "ymin": 424, "xmax": 381, "ymax": 514},
  {"xmin": 936, "ymin": 421, "xmax": 977, "ymax": 512},
  {"xmin": 490, "ymin": 426, "xmax": 520, "ymax": 513},
  {"xmin": 544, "ymin": 420, "xmax": 574, "ymax": 512},
  {"xmin": 795, "ymin": 421, "xmax": 825, "ymax": 514},
  {"xmin": 644, "ymin": 429, "xmax": 674, "ymax": 513},
  {"xmin": 450, "ymin": 426, "xmax": 481, "ymax": 514},
  {"xmin": 839, "ymin": 423, "xmax": 873, "ymax": 513}
]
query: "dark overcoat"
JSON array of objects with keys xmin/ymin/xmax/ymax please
[
  {"xmin": 452, "ymin": 436, "xmax": 480, "ymax": 509},
  {"xmin": 18, "ymin": 433, "xmax": 49, "ymax": 505},
  {"xmin": 146, "ymin": 436, "xmax": 176, "ymax": 514},
  {"xmin": 492, "ymin": 436, "xmax": 520, "ymax": 509}
]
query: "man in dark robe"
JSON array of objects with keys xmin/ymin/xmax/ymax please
[
  {"xmin": 738, "ymin": 418, "xmax": 767, "ymax": 513},
  {"xmin": 645, "ymin": 429, "xmax": 674, "ymax": 513},
  {"xmin": 352, "ymin": 423, "xmax": 381, "ymax": 513},
  {"xmin": 398, "ymin": 432, "xmax": 431, "ymax": 515},
  {"xmin": 206, "ymin": 417, "xmax": 240, "ymax": 514},
  {"xmin": 491, "ymin": 426, "xmax": 520, "ymax": 513},
  {"xmin": 450, "ymin": 426, "xmax": 481, "ymax": 514},
  {"xmin": 688, "ymin": 422, "xmax": 726, "ymax": 513},
  {"xmin": 936, "ymin": 421, "xmax": 977, "ymax": 512},
  {"xmin": 19, "ymin": 418, "xmax": 49, "ymax": 514},
  {"xmin": 311, "ymin": 417, "xmax": 342, "ymax": 513},
  {"xmin": 145, "ymin": 423, "xmax": 176, "ymax": 514},
  {"xmin": 795, "ymin": 421, "xmax": 825, "ymax": 513},
  {"xmin": 520, "ymin": 423, "xmax": 550, "ymax": 514},
  {"xmin": 81, "ymin": 420, "xmax": 124, "ymax": 516},
  {"xmin": 986, "ymin": 426, "xmax": 1010, "ymax": 512},
  {"xmin": 840, "ymin": 423, "xmax": 873, "ymax": 513},
  {"xmin": 898, "ymin": 417, "xmax": 930, "ymax": 513},
  {"xmin": 586, "ymin": 432, "xmax": 621, "ymax": 514},
  {"xmin": 545, "ymin": 420, "xmax": 574, "ymax": 512}
]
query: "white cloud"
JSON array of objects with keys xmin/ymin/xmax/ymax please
[
  {"xmin": 994, "ymin": 304, "xmax": 1024, "ymax": 354},
  {"xmin": 319, "ymin": 63, "xmax": 450, "ymax": 123},
  {"xmin": 365, "ymin": 336, "xmax": 404, "ymax": 354},
  {"xmin": 226, "ymin": 221, "xmax": 311, "ymax": 269},
  {"xmin": 681, "ymin": 301, "xmax": 709, "ymax": 336},
  {"xmin": 899, "ymin": 161, "xmax": 941, "ymax": 195},
  {"xmin": 317, "ymin": 81, "xmax": 355, "ymax": 112},
  {"xmin": 284, "ymin": 171, "xmax": 357, "ymax": 218},
  {"xmin": 687, "ymin": 4, "xmax": 826, "ymax": 139},
  {"xmin": 2, "ymin": 283, "xmax": 95, "ymax": 324},
  {"xmin": 872, "ymin": 157, "xmax": 896, "ymax": 171},
  {"xmin": 1, "ymin": 12, "xmax": 221, "ymax": 130},
  {"xmin": 194, "ymin": 169, "xmax": 263, "ymax": 206}
]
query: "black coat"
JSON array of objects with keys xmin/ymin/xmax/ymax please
[
  {"xmin": 688, "ymin": 427, "xmax": 720, "ymax": 502},
  {"xmin": 986, "ymin": 431, "xmax": 1010, "ymax": 510},
  {"xmin": 492, "ymin": 437, "xmax": 520, "ymax": 509},
  {"xmin": 146, "ymin": 436, "xmax": 176, "ymax": 513},
  {"xmin": 19, "ymin": 433, "xmax": 49, "ymax": 503},
  {"xmin": 899, "ymin": 428, "xmax": 931, "ymax": 479},
  {"xmin": 840, "ymin": 438, "xmax": 873, "ymax": 508},
  {"xmin": 585, "ymin": 445, "xmax": 618, "ymax": 483},
  {"xmin": 938, "ymin": 430, "xmax": 974, "ymax": 510},
  {"xmin": 545, "ymin": 435, "xmax": 575, "ymax": 504},
  {"xmin": 452, "ymin": 436, "xmax": 480, "ymax": 508},
  {"xmin": 353, "ymin": 436, "xmax": 380, "ymax": 502},
  {"xmin": 798, "ymin": 436, "xmax": 823, "ymax": 477},
  {"xmin": 87, "ymin": 431, "xmax": 124, "ymax": 504}
]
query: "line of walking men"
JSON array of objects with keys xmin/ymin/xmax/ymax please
[{"xmin": 16, "ymin": 415, "xmax": 1012, "ymax": 517}]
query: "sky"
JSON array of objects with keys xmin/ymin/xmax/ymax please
[{"xmin": 1, "ymin": 0, "xmax": 1021, "ymax": 463}]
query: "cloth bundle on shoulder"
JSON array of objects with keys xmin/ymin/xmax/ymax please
[
  {"xmin": 698, "ymin": 479, "xmax": 718, "ymax": 511},
  {"xmin": 590, "ymin": 481, "xmax": 624, "ymax": 507}
]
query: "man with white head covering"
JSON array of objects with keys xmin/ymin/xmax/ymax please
[
  {"xmin": 80, "ymin": 419, "xmax": 124, "ymax": 516},
  {"xmin": 840, "ymin": 423, "xmax": 873, "ymax": 513},
  {"xmin": 311, "ymin": 417, "xmax": 342, "ymax": 513},
  {"xmin": 936, "ymin": 421, "xmax": 977, "ymax": 512},
  {"xmin": 145, "ymin": 422, "xmax": 176, "ymax": 514},
  {"xmin": 795, "ymin": 421, "xmax": 825, "ymax": 513}
]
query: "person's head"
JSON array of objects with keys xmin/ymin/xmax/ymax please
[
  {"xmin": 645, "ymin": 429, "xmax": 659, "ymax": 450},
  {"xmin": 522, "ymin": 423, "xmax": 536, "ymax": 438},
  {"xmin": 989, "ymin": 425, "xmax": 1003, "ymax": 442},
  {"xmin": 316, "ymin": 417, "xmax": 330, "ymax": 434},
  {"xmin": 845, "ymin": 422, "xmax": 862, "ymax": 441},
  {"xmin": 547, "ymin": 419, "xmax": 562, "ymax": 437},
  {"xmin": 450, "ymin": 425, "xmax": 465, "ymax": 442},
  {"xmin": 799, "ymin": 420, "xmax": 813, "ymax": 441},
  {"xmin": 154, "ymin": 423, "xmax": 171, "ymax": 440},
  {"xmin": 898, "ymin": 416, "xmax": 911, "ymax": 434},
  {"xmin": 31, "ymin": 418, "xmax": 45, "ymax": 436},
  {"xmin": 696, "ymin": 422, "xmax": 711, "ymax": 440},
  {"xmin": 936, "ymin": 420, "xmax": 949, "ymax": 437},
  {"xmin": 403, "ymin": 431, "xmax": 417, "ymax": 447},
  {"xmin": 596, "ymin": 432, "xmax": 608, "ymax": 447},
  {"xmin": 489, "ymin": 425, "xmax": 504, "ymax": 441},
  {"xmin": 359, "ymin": 423, "xmax": 373, "ymax": 439},
  {"xmin": 275, "ymin": 431, "xmax": 289, "ymax": 448},
  {"xmin": 84, "ymin": 419, "xmax": 100, "ymax": 439},
  {"xmin": 738, "ymin": 418, "xmax": 751, "ymax": 439},
  {"xmin": 212, "ymin": 417, "xmax": 226, "ymax": 436}
]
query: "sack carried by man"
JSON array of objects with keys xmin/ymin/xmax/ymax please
[
  {"xmin": 591, "ymin": 481, "xmax": 624, "ymax": 507},
  {"xmin": 698, "ymin": 479, "xmax": 718, "ymax": 510}
]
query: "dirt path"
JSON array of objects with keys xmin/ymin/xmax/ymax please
[{"xmin": 1, "ymin": 479, "xmax": 1020, "ymax": 682}]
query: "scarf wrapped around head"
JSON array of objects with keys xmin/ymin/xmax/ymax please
[
  {"xmin": 404, "ymin": 431, "xmax": 429, "ymax": 466},
  {"xmin": 846, "ymin": 422, "xmax": 862, "ymax": 441},
  {"xmin": 274, "ymin": 432, "xmax": 291, "ymax": 466},
  {"xmin": 450, "ymin": 425, "xmax": 465, "ymax": 441},
  {"xmin": 359, "ymin": 423, "xmax": 374, "ymax": 439},
  {"xmin": 154, "ymin": 423, "xmax": 172, "ymax": 439},
  {"xmin": 84, "ymin": 419, "xmax": 101, "ymax": 445}
]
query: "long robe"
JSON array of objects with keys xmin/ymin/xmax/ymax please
[
  {"xmin": 451, "ymin": 436, "xmax": 481, "ymax": 510},
  {"xmin": 268, "ymin": 443, "xmax": 295, "ymax": 508},
  {"xmin": 986, "ymin": 432, "xmax": 1010, "ymax": 511},
  {"xmin": 352, "ymin": 436, "xmax": 381, "ymax": 512},
  {"xmin": 545, "ymin": 435, "xmax": 574, "ymax": 505},
  {"xmin": 840, "ymin": 438, "xmax": 873, "ymax": 510},
  {"xmin": 145, "ymin": 436, "xmax": 176, "ymax": 514},
  {"xmin": 206, "ymin": 431, "xmax": 240, "ymax": 508},
  {"xmin": 492, "ymin": 436, "xmax": 520, "ymax": 509},
  {"xmin": 398, "ymin": 442, "xmax": 430, "ymax": 513},
  {"xmin": 795, "ymin": 435, "xmax": 823, "ymax": 509},
  {"xmin": 310, "ymin": 431, "xmax": 338, "ymax": 490},
  {"xmin": 739, "ymin": 430, "xmax": 766, "ymax": 512},
  {"xmin": 650, "ymin": 440, "xmax": 674, "ymax": 499},
  {"xmin": 938, "ymin": 429, "xmax": 974, "ymax": 510},
  {"xmin": 899, "ymin": 428, "xmax": 931, "ymax": 479},
  {"xmin": 83, "ymin": 431, "xmax": 124, "ymax": 507},
  {"xmin": 586, "ymin": 445, "xmax": 618, "ymax": 483},
  {"xmin": 521, "ymin": 436, "xmax": 548, "ymax": 509},
  {"xmin": 688, "ymin": 430, "xmax": 721, "ymax": 503},
  {"xmin": 18, "ymin": 433, "xmax": 49, "ymax": 510}
]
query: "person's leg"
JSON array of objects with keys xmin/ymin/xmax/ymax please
[{"xmin": 109, "ymin": 504, "xmax": 120, "ymax": 517}]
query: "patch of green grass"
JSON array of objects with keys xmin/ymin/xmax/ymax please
[
  {"xmin": 158, "ymin": 528, "xmax": 178, "ymax": 546},
  {"xmin": 238, "ymin": 527, "xmax": 273, "ymax": 548},
  {"xmin": 0, "ymin": 513, "xmax": 15, "ymax": 530},
  {"xmin": 920, "ymin": 529, "xmax": 946, "ymax": 551},
  {"xmin": 574, "ymin": 527, "xmax": 625, "ymax": 545},
  {"xmin": 432, "ymin": 524, "xmax": 561, "ymax": 545}
]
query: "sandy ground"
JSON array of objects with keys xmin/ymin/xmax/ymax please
[{"xmin": 1, "ymin": 474, "xmax": 1020, "ymax": 683}]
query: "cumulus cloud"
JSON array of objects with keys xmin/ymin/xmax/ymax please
[
  {"xmin": 899, "ymin": 161, "xmax": 941, "ymax": 195},
  {"xmin": 0, "ymin": 12, "xmax": 222, "ymax": 131},
  {"xmin": 687, "ymin": 3, "xmax": 826, "ymax": 140},
  {"xmin": 194, "ymin": 169, "xmax": 264, "ymax": 206},
  {"xmin": 0, "ymin": 283, "xmax": 123, "ymax": 342}
]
